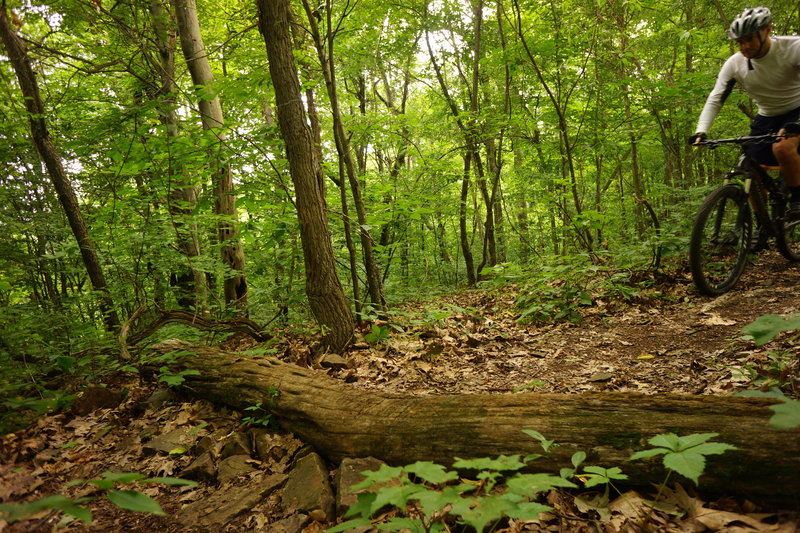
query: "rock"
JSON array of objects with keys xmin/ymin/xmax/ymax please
[
  {"xmin": 280, "ymin": 452, "xmax": 335, "ymax": 521},
  {"xmin": 217, "ymin": 454, "xmax": 256, "ymax": 483},
  {"xmin": 141, "ymin": 388, "xmax": 175, "ymax": 410},
  {"xmin": 32, "ymin": 448, "xmax": 60, "ymax": 468},
  {"xmin": 220, "ymin": 431, "xmax": 251, "ymax": 459},
  {"xmin": 142, "ymin": 427, "xmax": 201, "ymax": 455},
  {"xmin": 250, "ymin": 429, "xmax": 302, "ymax": 472},
  {"xmin": 319, "ymin": 353, "xmax": 349, "ymax": 370},
  {"xmin": 268, "ymin": 514, "xmax": 309, "ymax": 533},
  {"xmin": 335, "ymin": 457, "xmax": 386, "ymax": 515},
  {"xmin": 176, "ymin": 473, "xmax": 286, "ymax": 528},
  {"xmin": 181, "ymin": 451, "xmax": 216, "ymax": 483},
  {"xmin": 72, "ymin": 386, "xmax": 121, "ymax": 416},
  {"xmin": 195, "ymin": 428, "xmax": 230, "ymax": 457}
]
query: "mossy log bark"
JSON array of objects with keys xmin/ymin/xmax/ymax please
[{"xmin": 158, "ymin": 340, "xmax": 800, "ymax": 504}]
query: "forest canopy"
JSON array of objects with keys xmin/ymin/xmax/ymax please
[{"xmin": 2, "ymin": 0, "xmax": 799, "ymax": 360}]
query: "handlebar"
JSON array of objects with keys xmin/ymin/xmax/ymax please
[{"xmin": 694, "ymin": 133, "xmax": 780, "ymax": 148}]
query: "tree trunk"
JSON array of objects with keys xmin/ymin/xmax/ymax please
[
  {"xmin": 159, "ymin": 340, "xmax": 800, "ymax": 504},
  {"xmin": 460, "ymin": 153, "xmax": 477, "ymax": 286},
  {"xmin": 256, "ymin": 0, "xmax": 354, "ymax": 352},
  {"xmin": 302, "ymin": 0, "xmax": 386, "ymax": 312},
  {"xmin": 0, "ymin": 9, "xmax": 120, "ymax": 331},
  {"xmin": 172, "ymin": 0, "xmax": 247, "ymax": 310},
  {"xmin": 148, "ymin": 0, "xmax": 206, "ymax": 310}
]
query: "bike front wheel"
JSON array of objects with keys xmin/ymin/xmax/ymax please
[
  {"xmin": 776, "ymin": 212, "xmax": 800, "ymax": 261},
  {"xmin": 689, "ymin": 184, "xmax": 752, "ymax": 296}
]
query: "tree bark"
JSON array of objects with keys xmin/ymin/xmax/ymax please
[
  {"xmin": 148, "ymin": 0, "xmax": 206, "ymax": 310},
  {"xmin": 159, "ymin": 340, "xmax": 800, "ymax": 504},
  {"xmin": 257, "ymin": 0, "xmax": 354, "ymax": 352},
  {"xmin": 172, "ymin": 0, "xmax": 247, "ymax": 310},
  {"xmin": 301, "ymin": 0, "xmax": 386, "ymax": 312},
  {"xmin": 0, "ymin": 8, "xmax": 120, "ymax": 331}
]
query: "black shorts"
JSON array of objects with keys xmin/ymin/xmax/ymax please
[{"xmin": 747, "ymin": 106, "xmax": 800, "ymax": 165}]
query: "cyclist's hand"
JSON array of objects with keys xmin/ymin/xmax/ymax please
[
  {"xmin": 687, "ymin": 132, "xmax": 707, "ymax": 145},
  {"xmin": 783, "ymin": 122, "xmax": 800, "ymax": 135}
]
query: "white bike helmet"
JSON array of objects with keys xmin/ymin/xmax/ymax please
[{"xmin": 729, "ymin": 7, "xmax": 772, "ymax": 39}]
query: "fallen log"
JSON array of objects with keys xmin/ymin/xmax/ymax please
[{"xmin": 156, "ymin": 340, "xmax": 800, "ymax": 505}]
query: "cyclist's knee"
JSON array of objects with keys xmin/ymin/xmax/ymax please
[{"xmin": 773, "ymin": 136, "xmax": 800, "ymax": 159}]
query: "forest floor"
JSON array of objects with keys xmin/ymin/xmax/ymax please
[{"xmin": 1, "ymin": 251, "xmax": 799, "ymax": 532}]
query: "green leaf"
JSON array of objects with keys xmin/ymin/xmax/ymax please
[
  {"xmin": 326, "ymin": 518, "xmax": 373, "ymax": 532},
  {"xmin": 350, "ymin": 464, "xmax": 404, "ymax": 491},
  {"xmin": 742, "ymin": 314, "xmax": 800, "ymax": 345},
  {"xmin": 0, "ymin": 495, "xmax": 91, "ymax": 524},
  {"xmin": 768, "ymin": 398, "xmax": 800, "ymax": 428},
  {"xmin": 102, "ymin": 472, "xmax": 147, "ymax": 484},
  {"xmin": 688, "ymin": 442, "xmax": 737, "ymax": 456},
  {"xmin": 87, "ymin": 479, "xmax": 116, "ymax": 490},
  {"xmin": 404, "ymin": 461, "xmax": 458, "ymax": 484},
  {"xmin": 521, "ymin": 429, "xmax": 557, "ymax": 453},
  {"xmin": 671, "ymin": 433, "xmax": 719, "ymax": 450},
  {"xmin": 506, "ymin": 501, "xmax": 552, "ymax": 520},
  {"xmin": 629, "ymin": 448, "xmax": 669, "ymax": 461},
  {"xmin": 505, "ymin": 473, "xmax": 577, "ymax": 496},
  {"xmin": 581, "ymin": 466, "xmax": 628, "ymax": 488},
  {"xmin": 412, "ymin": 486, "xmax": 464, "ymax": 517},
  {"xmin": 377, "ymin": 517, "xmax": 427, "ymax": 532},
  {"xmin": 452, "ymin": 454, "xmax": 525, "ymax": 472},
  {"xmin": 663, "ymin": 451, "xmax": 705, "ymax": 485},
  {"xmin": 57, "ymin": 502, "xmax": 93, "ymax": 524},
  {"xmin": 369, "ymin": 484, "xmax": 422, "ymax": 516},
  {"xmin": 736, "ymin": 390, "xmax": 800, "ymax": 428},
  {"xmin": 647, "ymin": 433, "xmax": 682, "ymax": 450},
  {"xmin": 571, "ymin": 451, "xmax": 586, "ymax": 469},
  {"xmin": 456, "ymin": 494, "xmax": 517, "ymax": 533},
  {"xmin": 143, "ymin": 477, "xmax": 199, "ymax": 487},
  {"xmin": 106, "ymin": 490, "xmax": 166, "ymax": 515},
  {"xmin": 343, "ymin": 492, "xmax": 377, "ymax": 518}
]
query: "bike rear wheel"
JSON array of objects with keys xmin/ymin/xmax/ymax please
[{"xmin": 689, "ymin": 184, "xmax": 752, "ymax": 296}]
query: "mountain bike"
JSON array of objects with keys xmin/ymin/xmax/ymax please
[{"xmin": 689, "ymin": 133, "xmax": 800, "ymax": 296}]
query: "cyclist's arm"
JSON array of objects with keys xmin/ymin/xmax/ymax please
[{"xmin": 695, "ymin": 59, "xmax": 738, "ymax": 137}]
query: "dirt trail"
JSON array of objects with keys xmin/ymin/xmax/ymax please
[
  {"xmin": 1, "ymin": 251, "xmax": 798, "ymax": 532},
  {"xmin": 343, "ymin": 251, "xmax": 800, "ymax": 398}
]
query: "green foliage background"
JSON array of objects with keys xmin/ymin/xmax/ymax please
[{"xmin": 2, "ymin": 0, "xmax": 799, "ymax": 426}]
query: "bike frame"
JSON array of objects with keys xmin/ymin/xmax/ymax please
[{"xmin": 703, "ymin": 134, "xmax": 785, "ymax": 235}]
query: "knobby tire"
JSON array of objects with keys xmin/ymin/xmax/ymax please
[
  {"xmin": 690, "ymin": 184, "xmax": 751, "ymax": 296},
  {"xmin": 776, "ymin": 211, "xmax": 800, "ymax": 261}
]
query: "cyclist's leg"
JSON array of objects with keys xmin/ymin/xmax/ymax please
[
  {"xmin": 773, "ymin": 127, "xmax": 800, "ymax": 185},
  {"xmin": 770, "ymin": 108, "xmax": 800, "ymax": 218}
]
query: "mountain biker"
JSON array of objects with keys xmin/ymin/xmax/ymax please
[{"xmin": 690, "ymin": 7, "xmax": 800, "ymax": 248}]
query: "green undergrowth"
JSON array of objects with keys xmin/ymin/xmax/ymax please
[
  {"xmin": 478, "ymin": 252, "xmax": 667, "ymax": 325},
  {"xmin": 0, "ymin": 472, "xmax": 198, "ymax": 526},
  {"xmin": 327, "ymin": 430, "xmax": 737, "ymax": 533}
]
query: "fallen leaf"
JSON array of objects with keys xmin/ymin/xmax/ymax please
[
  {"xmin": 587, "ymin": 372, "xmax": 614, "ymax": 383},
  {"xmin": 701, "ymin": 314, "xmax": 737, "ymax": 326}
]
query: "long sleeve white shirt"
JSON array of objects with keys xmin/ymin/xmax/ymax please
[{"xmin": 696, "ymin": 35, "xmax": 800, "ymax": 134}]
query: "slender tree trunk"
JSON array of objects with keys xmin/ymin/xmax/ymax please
[
  {"xmin": 148, "ymin": 0, "xmax": 206, "ymax": 310},
  {"xmin": 460, "ymin": 153, "xmax": 477, "ymax": 286},
  {"xmin": 257, "ymin": 0, "xmax": 354, "ymax": 352},
  {"xmin": 301, "ymin": 0, "xmax": 386, "ymax": 312},
  {"xmin": 172, "ymin": 0, "xmax": 247, "ymax": 311},
  {"xmin": 0, "ymin": 9, "xmax": 120, "ymax": 331},
  {"xmin": 337, "ymin": 160, "xmax": 363, "ymax": 318},
  {"xmin": 423, "ymin": 7, "xmax": 476, "ymax": 285}
]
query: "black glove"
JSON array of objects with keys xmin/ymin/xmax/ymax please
[
  {"xmin": 783, "ymin": 122, "xmax": 800, "ymax": 135},
  {"xmin": 687, "ymin": 132, "xmax": 707, "ymax": 145}
]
